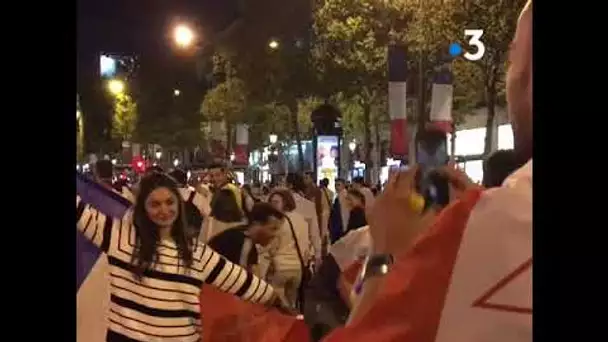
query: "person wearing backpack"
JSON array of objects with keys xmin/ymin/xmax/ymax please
[{"xmin": 169, "ymin": 169, "xmax": 210, "ymax": 238}]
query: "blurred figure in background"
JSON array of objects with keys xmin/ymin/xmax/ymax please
[
  {"xmin": 345, "ymin": 189, "xmax": 367, "ymax": 233},
  {"xmin": 304, "ymin": 171, "xmax": 324, "ymax": 234},
  {"xmin": 482, "ymin": 149, "xmax": 521, "ymax": 188},
  {"xmin": 286, "ymin": 173, "xmax": 324, "ymax": 266},
  {"xmin": 329, "ymin": 178, "xmax": 350, "ymax": 243},
  {"xmin": 200, "ymin": 188, "xmax": 246, "ymax": 243},
  {"xmin": 169, "ymin": 168, "xmax": 210, "ymax": 238},
  {"xmin": 351, "ymin": 177, "xmax": 375, "ymax": 210},
  {"xmin": 208, "ymin": 163, "xmax": 243, "ymax": 210},
  {"xmin": 268, "ymin": 189, "xmax": 312, "ymax": 280},
  {"xmin": 241, "ymin": 184, "xmax": 260, "ymax": 215},
  {"xmin": 94, "ymin": 160, "xmax": 135, "ymax": 203},
  {"xmin": 319, "ymin": 178, "xmax": 334, "ymax": 243}
]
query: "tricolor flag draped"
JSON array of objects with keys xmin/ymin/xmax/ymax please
[
  {"xmin": 324, "ymin": 161, "xmax": 532, "ymax": 342},
  {"xmin": 388, "ymin": 45, "xmax": 409, "ymax": 158},
  {"xmin": 76, "ymin": 174, "xmax": 132, "ymax": 342},
  {"xmin": 200, "ymin": 285, "xmax": 310, "ymax": 342}
]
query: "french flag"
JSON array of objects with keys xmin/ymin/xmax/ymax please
[
  {"xmin": 427, "ymin": 67, "xmax": 454, "ymax": 133},
  {"xmin": 76, "ymin": 173, "xmax": 131, "ymax": 342},
  {"xmin": 388, "ymin": 45, "xmax": 409, "ymax": 159}
]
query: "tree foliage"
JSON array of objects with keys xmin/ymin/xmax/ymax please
[
  {"xmin": 313, "ymin": 0, "xmax": 411, "ymax": 180},
  {"xmin": 111, "ymin": 94, "xmax": 137, "ymax": 142},
  {"xmin": 406, "ymin": 0, "xmax": 523, "ymax": 152}
]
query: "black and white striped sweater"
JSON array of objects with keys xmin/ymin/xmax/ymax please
[{"xmin": 76, "ymin": 196, "xmax": 275, "ymax": 342}]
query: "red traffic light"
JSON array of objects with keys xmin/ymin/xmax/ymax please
[{"xmin": 131, "ymin": 156, "xmax": 146, "ymax": 174}]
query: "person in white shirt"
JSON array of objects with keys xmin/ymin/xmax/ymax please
[
  {"xmin": 247, "ymin": 202, "xmax": 304, "ymax": 311},
  {"xmin": 169, "ymin": 169, "xmax": 211, "ymax": 217},
  {"xmin": 286, "ymin": 173, "xmax": 324, "ymax": 266}
]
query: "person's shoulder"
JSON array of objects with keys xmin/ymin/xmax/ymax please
[{"xmin": 470, "ymin": 159, "xmax": 532, "ymax": 226}]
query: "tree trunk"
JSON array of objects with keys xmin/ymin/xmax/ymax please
[
  {"xmin": 374, "ymin": 118, "xmax": 381, "ymax": 185},
  {"xmin": 225, "ymin": 121, "xmax": 233, "ymax": 162},
  {"xmin": 483, "ymin": 85, "xmax": 497, "ymax": 156},
  {"xmin": 288, "ymin": 99, "xmax": 305, "ymax": 173},
  {"xmin": 363, "ymin": 104, "xmax": 372, "ymax": 184}
]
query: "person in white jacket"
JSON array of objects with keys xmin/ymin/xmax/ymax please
[{"xmin": 286, "ymin": 173, "xmax": 323, "ymax": 266}]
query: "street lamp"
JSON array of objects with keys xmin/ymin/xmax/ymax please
[
  {"xmin": 268, "ymin": 39, "xmax": 279, "ymax": 50},
  {"xmin": 76, "ymin": 110, "xmax": 81, "ymax": 119},
  {"xmin": 269, "ymin": 134, "xmax": 278, "ymax": 144},
  {"xmin": 107, "ymin": 79, "xmax": 125, "ymax": 96},
  {"xmin": 155, "ymin": 151, "xmax": 162, "ymax": 160},
  {"xmin": 174, "ymin": 24, "xmax": 195, "ymax": 48},
  {"xmin": 230, "ymin": 153, "xmax": 236, "ymax": 162},
  {"xmin": 349, "ymin": 141, "xmax": 357, "ymax": 153},
  {"xmin": 173, "ymin": 89, "xmax": 180, "ymax": 96},
  {"xmin": 173, "ymin": 158, "xmax": 180, "ymax": 167}
]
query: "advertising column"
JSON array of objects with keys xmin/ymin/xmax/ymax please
[{"xmin": 315, "ymin": 136, "xmax": 339, "ymax": 192}]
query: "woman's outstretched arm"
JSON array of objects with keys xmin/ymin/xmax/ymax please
[
  {"xmin": 77, "ymin": 195, "xmax": 118, "ymax": 253},
  {"xmin": 193, "ymin": 243, "xmax": 276, "ymax": 305}
]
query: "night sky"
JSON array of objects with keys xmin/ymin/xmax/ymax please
[
  {"xmin": 77, "ymin": 0, "xmax": 241, "ymax": 152},
  {"xmin": 77, "ymin": 0, "xmax": 240, "ymax": 56}
]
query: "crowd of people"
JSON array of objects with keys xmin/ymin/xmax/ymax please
[{"xmin": 77, "ymin": 1, "xmax": 531, "ymax": 340}]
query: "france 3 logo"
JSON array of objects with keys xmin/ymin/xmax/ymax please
[{"xmin": 448, "ymin": 29, "xmax": 485, "ymax": 61}]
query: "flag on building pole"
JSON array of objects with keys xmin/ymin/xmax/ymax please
[
  {"xmin": 428, "ymin": 67, "xmax": 454, "ymax": 133},
  {"xmin": 76, "ymin": 174, "xmax": 132, "ymax": 342},
  {"xmin": 388, "ymin": 45, "xmax": 409, "ymax": 158},
  {"xmin": 234, "ymin": 124, "xmax": 249, "ymax": 166}
]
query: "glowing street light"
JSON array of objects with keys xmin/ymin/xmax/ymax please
[
  {"xmin": 174, "ymin": 24, "xmax": 195, "ymax": 48},
  {"xmin": 155, "ymin": 151, "xmax": 162, "ymax": 160},
  {"xmin": 173, "ymin": 89, "xmax": 181, "ymax": 96},
  {"xmin": 269, "ymin": 134, "xmax": 278, "ymax": 144},
  {"xmin": 230, "ymin": 153, "xmax": 236, "ymax": 162},
  {"xmin": 76, "ymin": 110, "xmax": 81, "ymax": 119},
  {"xmin": 107, "ymin": 79, "xmax": 125, "ymax": 96},
  {"xmin": 268, "ymin": 39, "xmax": 279, "ymax": 50},
  {"xmin": 173, "ymin": 158, "xmax": 180, "ymax": 167},
  {"xmin": 349, "ymin": 141, "xmax": 357, "ymax": 152}
]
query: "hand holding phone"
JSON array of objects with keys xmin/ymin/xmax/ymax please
[{"xmin": 415, "ymin": 130, "xmax": 450, "ymax": 209}]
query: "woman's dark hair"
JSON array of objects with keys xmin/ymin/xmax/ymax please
[
  {"xmin": 210, "ymin": 189, "xmax": 244, "ymax": 223},
  {"xmin": 131, "ymin": 173, "xmax": 192, "ymax": 279},
  {"xmin": 319, "ymin": 178, "xmax": 329, "ymax": 188},
  {"xmin": 268, "ymin": 189, "xmax": 297, "ymax": 212},
  {"xmin": 247, "ymin": 202, "xmax": 285, "ymax": 225},
  {"xmin": 347, "ymin": 189, "xmax": 366, "ymax": 206}
]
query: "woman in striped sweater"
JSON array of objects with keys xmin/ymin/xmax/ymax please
[{"xmin": 77, "ymin": 172, "xmax": 277, "ymax": 342}]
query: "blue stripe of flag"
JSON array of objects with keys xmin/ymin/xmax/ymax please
[
  {"xmin": 434, "ymin": 67, "xmax": 453, "ymax": 85},
  {"xmin": 388, "ymin": 45, "xmax": 408, "ymax": 82},
  {"xmin": 76, "ymin": 173, "xmax": 131, "ymax": 218},
  {"xmin": 76, "ymin": 230, "xmax": 101, "ymax": 290},
  {"xmin": 76, "ymin": 173, "xmax": 132, "ymax": 292}
]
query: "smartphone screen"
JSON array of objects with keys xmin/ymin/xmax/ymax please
[{"xmin": 415, "ymin": 130, "xmax": 450, "ymax": 209}]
